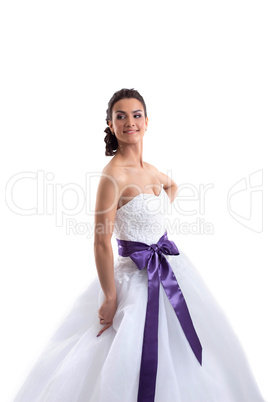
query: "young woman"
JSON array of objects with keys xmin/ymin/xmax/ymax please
[{"xmin": 13, "ymin": 88, "xmax": 265, "ymax": 401}]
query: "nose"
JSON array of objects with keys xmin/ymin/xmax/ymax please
[{"xmin": 125, "ymin": 116, "xmax": 135, "ymax": 127}]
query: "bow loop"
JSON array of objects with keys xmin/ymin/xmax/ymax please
[
  {"xmin": 128, "ymin": 249, "xmax": 152, "ymax": 271},
  {"xmin": 158, "ymin": 240, "xmax": 180, "ymax": 257}
]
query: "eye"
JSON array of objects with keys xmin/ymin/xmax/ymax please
[{"xmin": 116, "ymin": 114, "xmax": 142, "ymax": 120}]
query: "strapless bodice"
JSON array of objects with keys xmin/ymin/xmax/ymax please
[{"xmin": 112, "ymin": 184, "xmax": 170, "ymax": 245}]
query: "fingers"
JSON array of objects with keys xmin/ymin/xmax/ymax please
[
  {"xmin": 98, "ymin": 313, "xmax": 111, "ymax": 325},
  {"xmin": 98, "ymin": 312, "xmax": 104, "ymax": 323},
  {"xmin": 99, "ymin": 315, "xmax": 109, "ymax": 324},
  {"xmin": 100, "ymin": 318, "xmax": 109, "ymax": 324},
  {"xmin": 96, "ymin": 322, "xmax": 112, "ymax": 337}
]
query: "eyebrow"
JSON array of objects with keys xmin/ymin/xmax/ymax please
[{"xmin": 115, "ymin": 109, "xmax": 143, "ymax": 114}]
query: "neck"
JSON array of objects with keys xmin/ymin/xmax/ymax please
[{"xmin": 115, "ymin": 140, "xmax": 144, "ymax": 167}]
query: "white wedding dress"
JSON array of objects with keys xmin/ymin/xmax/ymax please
[{"xmin": 13, "ymin": 184, "xmax": 265, "ymax": 402}]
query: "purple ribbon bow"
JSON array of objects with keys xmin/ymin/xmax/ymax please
[{"xmin": 116, "ymin": 229, "xmax": 202, "ymax": 402}]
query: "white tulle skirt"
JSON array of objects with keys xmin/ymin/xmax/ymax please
[{"xmin": 13, "ymin": 249, "xmax": 265, "ymax": 402}]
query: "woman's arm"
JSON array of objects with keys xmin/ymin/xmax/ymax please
[
  {"xmin": 94, "ymin": 171, "xmax": 120, "ymax": 336},
  {"xmin": 94, "ymin": 172, "xmax": 119, "ymax": 300}
]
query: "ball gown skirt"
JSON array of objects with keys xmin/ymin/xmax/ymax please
[{"xmin": 13, "ymin": 184, "xmax": 265, "ymax": 402}]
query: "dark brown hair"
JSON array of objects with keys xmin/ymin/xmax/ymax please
[{"xmin": 104, "ymin": 88, "xmax": 147, "ymax": 156}]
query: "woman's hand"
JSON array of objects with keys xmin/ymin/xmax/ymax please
[{"xmin": 97, "ymin": 296, "xmax": 117, "ymax": 337}]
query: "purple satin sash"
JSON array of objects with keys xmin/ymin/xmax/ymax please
[{"xmin": 116, "ymin": 229, "xmax": 202, "ymax": 402}]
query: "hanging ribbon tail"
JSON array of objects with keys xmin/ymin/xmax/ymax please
[
  {"xmin": 116, "ymin": 230, "xmax": 203, "ymax": 402},
  {"xmin": 137, "ymin": 252, "xmax": 160, "ymax": 402},
  {"xmin": 159, "ymin": 255, "xmax": 203, "ymax": 365}
]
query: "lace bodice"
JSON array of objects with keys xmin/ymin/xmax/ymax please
[
  {"xmin": 112, "ymin": 184, "xmax": 179, "ymax": 283},
  {"xmin": 113, "ymin": 183, "xmax": 169, "ymax": 244}
]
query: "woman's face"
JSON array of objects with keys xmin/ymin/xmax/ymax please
[{"xmin": 108, "ymin": 98, "xmax": 148, "ymax": 143}]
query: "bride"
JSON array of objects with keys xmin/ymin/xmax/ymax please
[{"xmin": 13, "ymin": 88, "xmax": 265, "ymax": 402}]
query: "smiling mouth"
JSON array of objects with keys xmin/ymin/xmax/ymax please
[{"xmin": 124, "ymin": 130, "xmax": 138, "ymax": 134}]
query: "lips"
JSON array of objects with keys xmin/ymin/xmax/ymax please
[{"xmin": 123, "ymin": 130, "xmax": 138, "ymax": 133}]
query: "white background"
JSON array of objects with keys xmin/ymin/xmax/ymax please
[{"xmin": 0, "ymin": 1, "xmax": 267, "ymax": 401}]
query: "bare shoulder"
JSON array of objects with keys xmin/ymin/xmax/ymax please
[
  {"xmin": 96, "ymin": 159, "xmax": 126, "ymax": 203},
  {"xmin": 144, "ymin": 161, "xmax": 163, "ymax": 183},
  {"xmin": 144, "ymin": 161, "xmax": 177, "ymax": 190},
  {"xmin": 93, "ymin": 162, "xmax": 125, "ymax": 244},
  {"xmin": 94, "ymin": 162, "xmax": 125, "ymax": 237},
  {"xmin": 102, "ymin": 158, "xmax": 126, "ymax": 183},
  {"xmin": 144, "ymin": 161, "xmax": 159, "ymax": 175}
]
